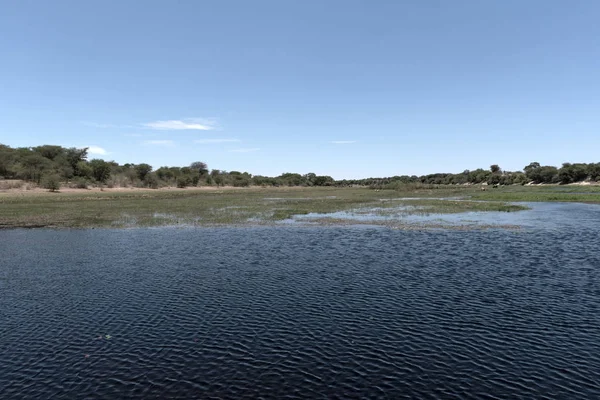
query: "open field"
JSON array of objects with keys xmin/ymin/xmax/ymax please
[{"xmin": 3, "ymin": 184, "xmax": 599, "ymax": 229}]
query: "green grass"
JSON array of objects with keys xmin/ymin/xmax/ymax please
[
  {"xmin": 0, "ymin": 184, "xmax": 597, "ymax": 229},
  {"xmin": 469, "ymin": 185, "xmax": 600, "ymax": 202}
]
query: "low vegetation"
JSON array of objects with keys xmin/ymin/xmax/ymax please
[
  {"xmin": 2, "ymin": 184, "xmax": 598, "ymax": 229},
  {"xmin": 1, "ymin": 143, "xmax": 599, "ymax": 229}
]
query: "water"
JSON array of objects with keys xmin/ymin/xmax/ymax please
[
  {"xmin": 1, "ymin": 203, "xmax": 600, "ymax": 399},
  {"xmin": 291, "ymin": 202, "xmax": 600, "ymax": 230}
]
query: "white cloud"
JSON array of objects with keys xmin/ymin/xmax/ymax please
[
  {"xmin": 143, "ymin": 118, "xmax": 216, "ymax": 131},
  {"xmin": 229, "ymin": 148, "xmax": 260, "ymax": 153},
  {"xmin": 194, "ymin": 138, "xmax": 240, "ymax": 144},
  {"xmin": 143, "ymin": 140, "xmax": 175, "ymax": 147},
  {"xmin": 87, "ymin": 145, "xmax": 108, "ymax": 155},
  {"xmin": 331, "ymin": 140, "xmax": 357, "ymax": 144}
]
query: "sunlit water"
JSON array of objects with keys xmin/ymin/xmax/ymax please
[{"xmin": 1, "ymin": 203, "xmax": 600, "ymax": 398}]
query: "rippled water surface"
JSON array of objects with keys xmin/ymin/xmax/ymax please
[{"xmin": 1, "ymin": 203, "xmax": 600, "ymax": 399}]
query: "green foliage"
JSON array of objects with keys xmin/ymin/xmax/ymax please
[
  {"xmin": 145, "ymin": 173, "xmax": 159, "ymax": 189},
  {"xmin": 73, "ymin": 177, "xmax": 89, "ymax": 189},
  {"xmin": 558, "ymin": 163, "xmax": 588, "ymax": 184},
  {"xmin": 66, "ymin": 147, "xmax": 89, "ymax": 175},
  {"xmin": 89, "ymin": 159, "xmax": 112, "ymax": 183},
  {"xmin": 588, "ymin": 163, "xmax": 600, "ymax": 181},
  {"xmin": 1, "ymin": 143, "xmax": 600, "ymax": 190},
  {"xmin": 313, "ymin": 175, "xmax": 334, "ymax": 186},
  {"xmin": 75, "ymin": 161, "xmax": 92, "ymax": 179},
  {"xmin": 190, "ymin": 161, "xmax": 208, "ymax": 175},
  {"xmin": 135, "ymin": 163, "xmax": 153, "ymax": 181},
  {"xmin": 21, "ymin": 153, "xmax": 52, "ymax": 183},
  {"xmin": 33, "ymin": 145, "xmax": 66, "ymax": 161},
  {"xmin": 41, "ymin": 174, "xmax": 61, "ymax": 192},
  {"xmin": 177, "ymin": 176, "xmax": 191, "ymax": 188}
]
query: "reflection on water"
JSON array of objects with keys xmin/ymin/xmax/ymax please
[{"xmin": 1, "ymin": 206, "xmax": 600, "ymax": 398}]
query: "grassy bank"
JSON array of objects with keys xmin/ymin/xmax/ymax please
[
  {"xmin": 0, "ymin": 184, "xmax": 597, "ymax": 229},
  {"xmin": 0, "ymin": 186, "xmax": 524, "ymax": 229}
]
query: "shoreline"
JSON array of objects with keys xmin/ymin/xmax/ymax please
[{"xmin": 1, "ymin": 185, "xmax": 597, "ymax": 230}]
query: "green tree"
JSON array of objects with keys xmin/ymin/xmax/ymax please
[
  {"xmin": 190, "ymin": 161, "xmax": 208, "ymax": 175},
  {"xmin": 145, "ymin": 172, "xmax": 159, "ymax": 189},
  {"xmin": 313, "ymin": 175, "xmax": 334, "ymax": 186},
  {"xmin": 76, "ymin": 161, "xmax": 93, "ymax": 179},
  {"xmin": 33, "ymin": 145, "xmax": 65, "ymax": 161},
  {"xmin": 20, "ymin": 153, "xmax": 51, "ymax": 183},
  {"xmin": 41, "ymin": 174, "xmax": 61, "ymax": 192},
  {"xmin": 177, "ymin": 176, "xmax": 191, "ymax": 188},
  {"xmin": 587, "ymin": 163, "xmax": 600, "ymax": 181},
  {"xmin": 135, "ymin": 163, "xmax": 153, "ymax": 181},
  {"xmin": 65, "ymin": 147, "xmax": 89, "ymax": 176},
  {"xmin": 89, "ymin": 159, "xmax": 112, "ymax": 183}
]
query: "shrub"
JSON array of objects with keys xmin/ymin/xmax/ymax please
[
  {"xmin": 0, "ymin": 180, "xmax": 24, "ymax": 190},
  {"xmin": 176, "ymin": 176, "xmax": 190, "ymax": 188},
  {"xmin": 72, "ymin": 177, "xmax": 89, "ymax": 189},
  {"xmin": 145, "ymin": 173, "xmax": 159, "ymax": 189},
  {"xmin": 41, "ymin": 174, "xmax": 61, "ymax": 192}
]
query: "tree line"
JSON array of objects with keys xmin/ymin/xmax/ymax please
[
  {"xmin": 0, "ymin": 144, "xmax": 335, "ymax": 190},
  {"xmin": 1, "ymin": 144, "xmax": 599, "ymax": 190},
  {"xmin": 342, "ymin": 162, "xmax": 600, "ymax": 188}
]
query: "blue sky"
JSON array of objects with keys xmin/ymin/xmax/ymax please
[{"xmin": 1, "ymin": 1, "xmax": 599, "ymax": 179}]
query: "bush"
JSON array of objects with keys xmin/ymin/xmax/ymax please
[
  {"xmin": 176, "ymin": 176, "xmax": 190, "ymax": 188},
  {"xmin": 0, "ymin": 180, "xmax": 24, "ymax": 190},
  {"xmin": 41, "ymin": 174, "xmax": 61, "ymax": 192},
  {"xmin": 72, "ymin": 177, "xmax": 89, "ymax": 189},
  {"xmin": 145, "ymin": 173, "xmax": 159, "ymax": 189}
]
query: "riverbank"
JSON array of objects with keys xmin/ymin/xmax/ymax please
[{"xmin": 0, "ymin": 185, "xmax": 598, "ymax": 229}]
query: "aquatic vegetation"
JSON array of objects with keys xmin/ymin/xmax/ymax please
[{"xmin": 0, "ymin": 185, "xmax": 597, "ymax": 229}]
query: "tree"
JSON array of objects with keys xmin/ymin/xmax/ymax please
[
  {"xmin": 41, "ymin": 174, "xmax": 61, "ymax": 192},
  {"xmin": 177, "ymin": 176, "xmax": 191, "ymax": 188},
  {"xmin": 135, "ymin": 163, "xmax": 153, "ymax": 181},
  {"xmin": 524, "ymin": 162, "xmax": 541, "ymax": 182},
  {"xmin": 20, "ymin": 153, "xmax": 51, "ymax": 183},
  {"xmin": 76, "ymin": 161, "xmax": 92, "ymax": 179},
  {"xmin": 587, "ymin": 163, "xmax": 600, "ymax": 181},
  {"xmin": 313, "ymin": 175, "xmax": 334, "ymax": 186},
  {"xmin": 538, "ymin": 166, "xmax": 559, "ymax": 183},
  {"xmin": 89, "ymin": 159, "xmax": 111, "ymax": 183},
  {"xmin": 558, "ymin": 163, "xmax": 588, "ymax": 184},
  {"xmin": 490, "ymin": 164, "xmax": 501, "ymax": 174},
  {"xmin": 33, "ymin": 145, "xmax": 64, "ymax": 161},
  {"xmin": 190, "ymin": 161, "xmax": 208, "ymax": 175},
  {"xmin": 65, "ymin": 147, "xmax": 89, "ymax": 175},
  {"xmin": 145, "ymin": 172, "xmax": 159, "ymax": 189}
]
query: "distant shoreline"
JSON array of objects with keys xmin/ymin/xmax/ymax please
[{"xmin": 1, "ymin": 185, "xmax": 599, "ymax": 230}]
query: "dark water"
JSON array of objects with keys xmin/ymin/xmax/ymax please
[{"xmin": 1, "ymin": 203, "xmax": 600, "ymax": 399}]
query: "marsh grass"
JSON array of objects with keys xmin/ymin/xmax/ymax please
[{"xmin": 0, "ymin": 184, "xmax": 597, "ymax": 228}]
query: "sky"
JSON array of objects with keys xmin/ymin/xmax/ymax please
[{"xmin": 1, "ymin": 0, "xmax": 600, "ymax": 179}]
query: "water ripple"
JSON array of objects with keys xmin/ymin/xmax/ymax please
[{"xmin": 1, "ymin": 214, "xmax": 600, "ymax": 398}]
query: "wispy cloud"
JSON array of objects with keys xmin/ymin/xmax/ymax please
[
  {"xmin": 87, "ymin": 146, "xmax": 108, "ymax": 155},
  {"xmin": 143, "ymin": 118, "xmax": 216, "ymax": 131},
  {"xmin": 143, "ymin": 140, "xmax": 175, "ymax": 147},
  {"xmin": 194, "ymin": 138, "xmax": 240, "ymax": 144},
  {"xmin": 229, "ymin": 148, "xmax": 260, "ymax": 153},
  {"xmin": 331, "ymin": 140, "xmax": 357, "ymax": 144}
]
